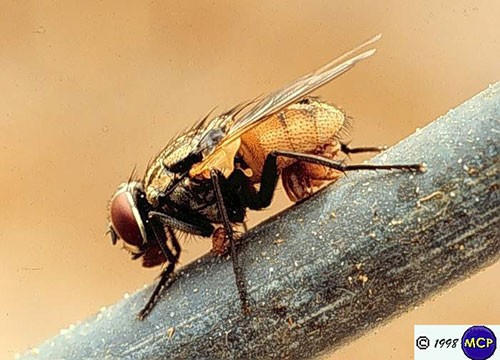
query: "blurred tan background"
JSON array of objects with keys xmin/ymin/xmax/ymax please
[{"xmin": 1, "ymin": 1, "xmax": 499, "ymax": 359}]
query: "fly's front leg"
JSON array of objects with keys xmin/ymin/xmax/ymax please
[
  {"xmin": 210, "ymin": 169, "xmax": 250, "ymax": 313},
  {"xmin": 138, "ymin": 225, "xmax": 181, "ymax": 320},
  {"xmin": 138, "ymin": 213, "xmax": 213, "ymax": 319},
  {"xmin": 148, "ymin": 210, "xmax": 214, "ymax": 237},
  {"xmin": 138, "ymin": 263, "xmax": 176, "ymax": 320}
]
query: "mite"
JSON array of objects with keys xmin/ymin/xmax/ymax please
[{"xmin": 107, "ymin": 34, "xmax": 422, "ymax": 319}]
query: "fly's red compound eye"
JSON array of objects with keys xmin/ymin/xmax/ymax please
[{"xmin": 109, "ymin": 183, "xmax": 147, "ymax": 248}]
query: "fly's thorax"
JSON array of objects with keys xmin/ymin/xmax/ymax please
[
  {"xmin": 144, "ymin": 165, "xmax": 175, "ymax": 206},
  {"xmin": 238, "ymin": 97, "xmax": 346, "ymax": 182},
  {"xmin": 143, "ymin": 140, "xmax": 202, "ymax": 207},
  {"xmin": 143, "ymin": 115, "xmax": 236, "ymax": 205},
  {"xmin": 156, "ymin": 174, "xmax": 222, "ymax": 223}
]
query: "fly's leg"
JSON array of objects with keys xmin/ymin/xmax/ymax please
[
  {"xmin": 138, "ymin": 263, "xmax": 176, "ymax": 320},
  {"xmin": 138, "ymin": 225, "xmax": 181, "ymax": 320},
  {"xmin": 244, "ymin": 150, "xmax": 422, "ymax": 210},
  {"xmin": 210, "ymin": 169, "xmax": 250, "ymax": 313},
  {"xmin": 167, "ymin": 227, "xmax": 181, "ymax": 256},
  {"xmin": 283, "ymin": 142, "xmax": 404, "ymax": 201},
  {"xmin": 270, "ymin": 150, "xmax": 423, "ymax": 172},
  {"xmin": 149, "ymin": 210, "xmax": 214, "ymax": 237}
]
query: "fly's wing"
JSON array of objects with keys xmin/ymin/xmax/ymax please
[
  {"xmin": 228, "ymin": 33, "xmax": 381, "ymax": 139},
  {"xmin": 189, "ymin": 33, "xmax": 382, "ymax": 178}
]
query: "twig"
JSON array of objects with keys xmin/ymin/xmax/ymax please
[{"xmin": 18, "ymin": 83, "xmax": 500, "ymax": 360}]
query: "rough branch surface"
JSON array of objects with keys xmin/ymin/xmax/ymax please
[{"xmin": 19, "ymin": 83, "xmax": 500, "ymax": 359}]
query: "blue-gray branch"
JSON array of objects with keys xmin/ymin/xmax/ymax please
[{"xmin": 19, "ymin": 83, "xmax": 500, "ymax": 360}]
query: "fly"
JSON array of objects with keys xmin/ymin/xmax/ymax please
[{"xmin": 107, "ymin": 34, "xmax": 423, "ymax": 319}]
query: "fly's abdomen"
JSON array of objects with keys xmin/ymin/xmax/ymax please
[{"xmin": 238, "ymin": 97, "xmax": 345, "ymax": 182}]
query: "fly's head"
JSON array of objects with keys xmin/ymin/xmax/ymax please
[
  {"xmin": 108, "ymin": 110, "xmax": 238, "ymax": 267},
  {"xmin": 107, "ymin": 182, "xmax": 167, "ymax": 268}
]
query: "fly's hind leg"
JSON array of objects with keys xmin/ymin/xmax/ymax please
[
  {"xmin": 272, "ymin": 150, "xmax": 422, "ymax": 175},
  {"xmin": 282, "ymin": 142, "xmax": 343, "ymax": 202},
  {"xmin": 282, "ymin": 160, "xmax": 343, "ymax": 202},
  {"xmin": 247, "ymin": 149, "xmax": 422, "ymax": 208},
  {"xmin": 289, "ymin": 141, "xmax": 393, "ymax": 199}
]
